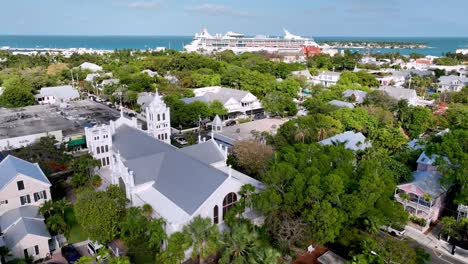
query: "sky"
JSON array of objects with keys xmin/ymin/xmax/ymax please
[{"xmin": 1, "ymin": 0, "xmax": 467, "ymax": 37}]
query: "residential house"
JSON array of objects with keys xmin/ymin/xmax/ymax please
[
  {"xmin": 437, "ymin": 75, "xmax": 468, "ymax": 92},
  {"xmin": 99, "ymin": 79, "xmax": 120, "ymax": 91},
  {"xmin": 319, "ymin": 131, "xmax": 371, "ymax": 151},
  {"xmin": 291, "ymin": 70, "xmax": 313, "ymax": 81},
  {"xmin": 85, "ymin": 97, "xmax": 263, "ymax": 238},
  {"xmin": 457, "ymin": 204, "xmax": 468, "ymax": 220},
  {"xmin": 0, "ymin": 155, "xmax": 52, "ymax": 261},
  {"xmin": 182, "ymin": 86, "xmax": 263, "ymax": 118},
  {"xmin": 394, "ymin": 152, "xmax": 447, "ymax": 231},
  {"xmin": 329, "ymin": 100, "xmax": 354, "ymax": 109},
  {"xmin": 79, "ymin": 62, "xmax": 102, "ymax": 72},
  {"xmin": 141, "ymin": 69, "xmax": 158, "ymax": 77},
  {"xmin": 314, "ymin": 71, "xmax": 341, "ymax": 87},
  {"xmin": 35, "ymin": 85, "xmax": 80, "ymax": 105},
  {"xmin": 377, "ymin": 86, "xmax": 418, "ymax": 106},
  {"xmin": 343, "ymin": 90, "xmax": 368, "ymax": 104}
]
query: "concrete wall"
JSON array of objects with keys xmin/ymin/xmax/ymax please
[
  {"xmin": 0, "ymin": 130, "xmax": 63, "ymax": 151},
  {"xmin": 0, "ymin": 174, "xmax": 51, "ymax": 215}
]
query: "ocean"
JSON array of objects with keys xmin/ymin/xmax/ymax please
[{"xmin": 0, "ymin": 35, "xmax": 467, "ymax": 56}]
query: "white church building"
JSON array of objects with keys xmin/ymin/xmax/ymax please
[{"xmin": 85, "ymin": 92, "xmax": 262, "ymax": 235}]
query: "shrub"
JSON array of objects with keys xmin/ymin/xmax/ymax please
[
  {"xmin": 409, "ymin": 215, "xmax": 427, "ymax": 226},
  {"xmin": 91, "ymin": 175, "xmax": 102, "ymax": 187}
]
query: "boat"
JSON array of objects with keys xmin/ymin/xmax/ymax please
[{"xmin": 184, "ymin": 28, "xmax": 319, "ymax": 54}]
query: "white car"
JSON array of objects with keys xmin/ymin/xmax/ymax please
[
  {"xmin": 380, "ymin": 225, "xmax": 406, "ymax": 237},
  {"xmin": 87, "ymin": 240, "xmax": 105, "ymax": 255},
  {"xmin": 174, "ymin": 137, "xmax": 188, "ymax": 145}
]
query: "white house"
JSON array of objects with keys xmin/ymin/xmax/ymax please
[
  {"xmin": 319, "ymin": 131, "xmax": 371, "ymax": 151},
  {"xmin": 377, "ymin": 86, "xmax": 418, "ymax": 106},
  {"xmin": 329, "ymin": 100, "xmax": 354, "ymax": 109},
  {"xmin": 291, "ymin": 70, "xmax": 313, "ymax": 81},
  {"xmin": 314, "ymin": 71, "xmax": 341, "ymax": 87},
  {"xmin": 182, "ymin": 86, "xmax": 263, "ymax": 118},
  {"xmin": 343, "ymin": 90, "xmax": 368, "ymax": 104},
  {"xmin": 79, "ymin": 62, "xmax": 102, "ymax": 72},
  {"xmin": 85, "ymin": 97, "xmax": 262, "ymax": 237},
  {"xmin": 437, "ymin": 75, "xmax": 468, "ymax": 93},
  {"xmin": 36, "ymin": 85, "xmax": 80, "ymax": 105},
  {"xmin": 0, "ymin": 155, "xmax": 52, "ymax": 261}
]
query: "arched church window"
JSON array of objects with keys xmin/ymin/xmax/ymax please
[
  {"xmin": 222, "ymin": 192, "xmax": 237, "ymax": 220},
  {"xmin": 213, "ymin": 205, "xmax": 219, "ymax": 224}
]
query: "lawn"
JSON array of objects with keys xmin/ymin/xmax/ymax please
[{"xmin": 64, "ymin": 207, "xmax": 87, "ymax": 244}]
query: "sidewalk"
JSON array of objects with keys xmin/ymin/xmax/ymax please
[{"xmin": 404, "ymin": 224, "xmax": 468, "ymax": 263}]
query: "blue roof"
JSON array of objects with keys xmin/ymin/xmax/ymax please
[{"xmin": 0, "ymin": 155, "xmax": 51, "ymax": 190}]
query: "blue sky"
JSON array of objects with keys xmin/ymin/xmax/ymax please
[{"xmin": 1, "ymin": 0, "xmax": 467, "ymax": 36}]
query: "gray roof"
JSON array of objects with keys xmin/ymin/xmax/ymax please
[
  {"xmin": 411, "ymin": 171, "xmax": 446, "ymax": 198},
  {"xmin": 318, "ymin": 251, "xmax": 345, "ymax": 264},
  {"xmin": 318, "ymin": 71, "xmax": 342, "ymax": 77},
  {"xmin": 291, "ymin": 70, "xmax": 313, "ymax": 79},
  {"xmin": 137, "ymin": 92, "xmax": 156, "ymax": 108},
  {"xmin": 179, "ymin": 140, "xmax": 225, "ymax": 165},
  {"xmin": 343, "ymin": 90, "xmax": 368, "ymax": 104},
  {"xmin": 378, "ymin": 86, "xmax": 417, "ymax": 101},
  {"xmin": 0, "ymin": 206, "xmax": 42, "ymax": 232},
  {"xmin": 0, "ymin": 155, "xmax": 51, "ymax": 190},
  {"xmin": 101, "ymin": 79, "xmax": 120, "ymax": 86},
  {"xmin": 4, "ymin": 218, "xmax": 50, "ymax": 247},
  {"xmin": 113, "ymin": 125, "xmax": 228, "ymax": 215},
  {"xmin": 38, "ymin": 85, "xmax": 79, "ymax": 100},
  {"xmin": 182, "ymin": 87, "xmax": 250, "ymax": 105},
  {"xmin": 329, "ymin": 100, "xmax": 354, "ymax": 109},
  {"xmin": 438, "ymin": 75, "xmax": 468, "ymax": 85},
  {"xmin": 319, "ymin": 131, "xmax": 371, "ymax": 151}
]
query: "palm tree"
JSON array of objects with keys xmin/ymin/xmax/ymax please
[
  {"xmin": 54, "ymin": 198, "xmax": 71, "ymax": 217},
  {"xmin": 46, "ymin": 214, "xmax": 68, "ymax": 234},
  {"xmin": 0, "ymin": 246, "xmax": 12, "ymax": 264},
  {"xmin": 219, "ymin": 224, "xmax": 258, "ymax": 264},
  {"xmin": 294, "ymin": 127, "xmax": 310, "ymax": 143},
  {"xmin": 183, "ymin": 216, "xmax": 220, "ymax": 264},
  {"xmin": 254, "ymin": 247, "xmax": 281, "ymax": 264},
  {"xmin": 39, "ymin": 200, "xmax": 55, "ymax": 217},
  {"xmin": 400, "ymin": 192, "xmax": 410, "ymax": 210}
]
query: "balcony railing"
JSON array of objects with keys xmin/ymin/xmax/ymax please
[{"xmin": 395, "ymin": 194, "xmax": 432, "ymax": 216}]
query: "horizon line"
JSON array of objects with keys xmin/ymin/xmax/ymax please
[{"xmin": 1, "ymin": 34, "xmax": 468, "ymax": 38}]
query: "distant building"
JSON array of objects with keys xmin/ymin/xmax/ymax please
[
  {"xmin": 395, "ymin": 152, "xmax": 447, "ymax": 231},
  {"xmin": 36, "ymin": 85, "xmax": 79, "ymax": 105},
  {"xmin": 141, "ymin": 69, "xmax": 158, "ymax": 77},
  {"xmin": 377, "ymin": 86, "xmax": 418, "ymax": 106},
  {"xmin": 343, "ymin": 90, "xmax": 368, "ymax": 104},
  {"xmin": 319, "ymin": 131, "xmax": 371, "ymax": 151},
  {"xmin": 329, "ymin": 100, "xmax": 354, "ymax": 109},
  {"xmin": 182, "ymin": 86, "xmax": 263, "ymax": 118},
  {"xmin": 314, "ymin": 71, "xmax": 341, "ymax": 87},
  {"xmin": 291, "ymin": 70, "xmax": 313, "ymax": 81},
  {"xmin": 79, "ymin": 62, "xmax": 102, "ymax": 72},
  {"xmin": 0, "ymin": 155, "xmax": 52, "ymax": 261},
  {"xmin": 437, "ymin": 75, "xmax": 468, "ymax": 92}
]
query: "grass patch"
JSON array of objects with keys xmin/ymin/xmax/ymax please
[{"xmin": 65, "ymin": 207, "xmax": 87, "ymax": 243}]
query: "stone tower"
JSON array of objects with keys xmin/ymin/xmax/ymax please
[{"xmin": 145, "ymin": 91, "xmax": 171, "ymax": 144}]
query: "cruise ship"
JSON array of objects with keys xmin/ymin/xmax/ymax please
[{"xmin": 184, "ymin": 29, "xmax": 319, "ymax": 54}]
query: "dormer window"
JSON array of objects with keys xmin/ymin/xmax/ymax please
[{"xmin": 17, "ymin": 181, "xmax": 24, "ymax": 191}]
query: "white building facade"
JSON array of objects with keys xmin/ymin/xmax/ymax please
[{"xmin": 145, "ymin": 92, "xmax": 171, "ymax": 144}]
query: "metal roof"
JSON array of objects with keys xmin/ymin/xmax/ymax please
[
  {"xmin": 179, "ymin": 140, "xmax": 225, "ymax": 165},
  {"xmin": 0, "ymin": 155, "xmax": 51, "ymax": 190},
  {"xmin": 319, "ymin": 131, "xmax": 371, "ymax": 151},
  {"xmin": 4, "ymin": 218, "xmax": 50, "ymax": 248},
  {"xmin": 38, "ymin": 85, "xmax": 79, "ymax": 100},
  {"xmin": 112, "ymin": 125, "xmax": 228, "ymax": 215},
  {"xmin": 182, "ymin": 87, "xmax": 250, "ymax": 105},
  {"xmin": 0, "ymin": 206, "xmax": 42, "ymax": 232}
]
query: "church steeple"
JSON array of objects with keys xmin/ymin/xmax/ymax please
[{"xmin": 146, "ymin": 91, "xmax": 171, "ymax": 144}]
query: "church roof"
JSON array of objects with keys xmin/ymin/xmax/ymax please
[
  {"xmin": 179, "ymin": 140, "xmax": 225, "ymax": 165},
  {"xmin": 112, "ymin": 125, "xmax": 228, "ymax": 215}
]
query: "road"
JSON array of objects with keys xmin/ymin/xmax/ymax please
[{"xmin": 407, "ymin": 239, "xmax": 466, "ymax": 264}]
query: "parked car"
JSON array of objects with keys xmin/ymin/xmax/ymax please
[
  {"xmin": 380, "ymin": 225, "xmax": 406, "ymax": 237},
  {"xmin": 61, "ymin": 245, "xmax": 81, "ymax": 264},
  {"xmin": 254, "ymin": 113, "xmax": 266, "ymax": 120},
  {"xmin": 87, "ymin": 240, "xmax": 108, "ymax": 261},
  {"xmin": 226, "ymin": 120, "xmax": 237, "ymax": 126},
  {"xmin": 174, "ymin": 137, "xmax": 188, "ymax": 145}
]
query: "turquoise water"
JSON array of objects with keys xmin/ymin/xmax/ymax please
[{"xmin": 0, "ymin": 35, "xmax": 467, "ymax": 56}]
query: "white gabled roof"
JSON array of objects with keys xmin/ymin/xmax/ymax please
[
  {"xmin": 319, "ymin": 131, "xmax": 371, "ymax": 151},
  {"xmin": 38, "ymin": 85, "xmax": 79, "ymax": 100},
  {"xmin": 79, "ymin": 62, "xmax": 102, "ymax": 72}
]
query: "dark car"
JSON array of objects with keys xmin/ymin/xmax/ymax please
[
  {"xmin": 61, "ymin": 245, "xmax": 81, "ymax": 264},
  {"xmin": 226, "ymin": 120, "xmax": 237, "ymax": 126}
]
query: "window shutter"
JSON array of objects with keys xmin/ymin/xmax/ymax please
[
  {"xmin": 34, "ymin": 193, "xmax": 39, "ymax": 202},
  {"xmin": 43, "ymin": 190, "xmax": 47, "ymax": 200},
  {"xmin": 20, "ymin": 196, "xmax": 25, "ymax": 205},
  {"xmin": 27, "ymin": 195, "xmax": 31, "ymax": 204},
  {"xmin": 35, "ymin": 245, "xmax": 39, "ymax": 255}
]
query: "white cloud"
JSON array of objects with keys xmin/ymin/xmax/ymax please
[
  {"xmin": 185, "ymin": 4, "xmax": 252, "ymax": 17},
  {"xmin": 128, "ymin": 1, "xmax": 161, "ymax": 9}
]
